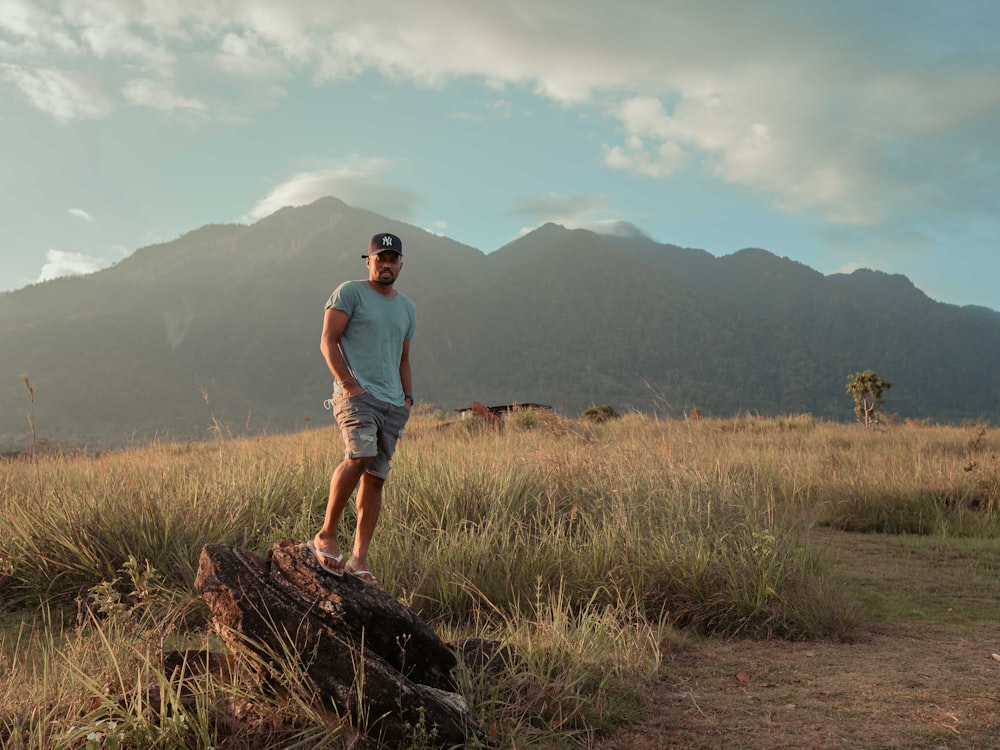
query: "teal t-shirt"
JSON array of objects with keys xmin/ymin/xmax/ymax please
[{"xmin": 326, "ymin": 280, "xmax": 416, "ymax": 406}]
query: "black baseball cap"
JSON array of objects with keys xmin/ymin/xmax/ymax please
[{"xmin": 364, "ymin": 232, "xmax": 402, "ymax": 257}]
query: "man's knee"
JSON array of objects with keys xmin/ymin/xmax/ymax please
[
  {"xmin": 342, "ymin": 455, "xmax": 375, "ymax": 473},
  {"xmin": 361, "ymin": 471, "xmax": 385, "ymax": 488}
]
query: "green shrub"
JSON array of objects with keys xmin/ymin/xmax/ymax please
[{"xmin": 580, "ymin": 404, "xmax": 619, "ymax": 423}]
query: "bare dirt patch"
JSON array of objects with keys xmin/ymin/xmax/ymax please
[{"xmin": 603, "ymin": 531, "xmax": 1000, "ymax": 749}]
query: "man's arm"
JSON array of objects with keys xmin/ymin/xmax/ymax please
[
  {"xmin": 399, "ymin": 338, "xmax": 413, "ymax": 410},
  {"xmin": 320, "ymin": 307, "xmax": 363, "ymax": 395}
]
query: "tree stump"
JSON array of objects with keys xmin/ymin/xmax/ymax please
[{"xmin": 194, "ymin": 539, "xmax": 485, "ymax": 748}]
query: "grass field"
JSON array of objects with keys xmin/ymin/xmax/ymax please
[{"xmin": 2, "ymin": 410, "xmax": 998, "ymax": 748}]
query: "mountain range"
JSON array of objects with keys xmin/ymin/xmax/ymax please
[{"xmin": 2, "ymin": 196, "xmax": 999, "ymax": 449}]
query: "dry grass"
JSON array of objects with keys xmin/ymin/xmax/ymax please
[
  {"xmin": 603, "ymin": 530, "xmax": 1000, "ymax": 750},
  {"xmin": 2, "ymin": 412, "xmax": 999, "ymax": 748}
]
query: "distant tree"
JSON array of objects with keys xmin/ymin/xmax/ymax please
[
  {"xmin": 581, "ymin": 404, "xmax": 619, "ymax": 423},
  {"xmin": 846, "ymin": 370, "xmax": 893, "ymax": 426}
]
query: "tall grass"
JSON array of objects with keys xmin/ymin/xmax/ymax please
[
  {"xmin": 2, "ymin": 412, "xmax": 998, "ymax": 747},
  {"xmin": 2, "ymin": 438, "xmax": 336, "ymax": 607}
]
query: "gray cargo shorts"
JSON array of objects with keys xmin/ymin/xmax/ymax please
[{"xmin": 331, "ymin": 391, "xmax": 409, "ymax": 479}]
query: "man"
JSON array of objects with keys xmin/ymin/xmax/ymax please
[{"xmin": 308, "ymin": 231, "xmax": 415, "ymax": 588}]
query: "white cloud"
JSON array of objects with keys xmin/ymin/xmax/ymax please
[
  {"xmin": 2, "ymin": 0, "xmax": 998, "ymax": 231},
  {"xmin": 237, "ymin": 4, "xmax": 315, "ymax": 66},
  {"xmin": 68, "ymin": 208, "xmax": 93, "ymax": 222},
  {"xmin": 247, "ymin": 157, "xmax": 421, "ymax": 222},
  {"xmin": 37, "ymin": 249, "xmax": 106, "ymax": 282},
  {"xmin": 603, "ymin": 139, "xmax": 690, "ymax": 180},
  {"xmin": 596, "ymin": 45, "xmax": 1000, "ymax": 226},
  {"xmin": 1, "ymin": 65, "xmax": 112, "ymax": 122},
  {"xmin": 216, "ymin": 30, "xmax": 286, "ymax": 77},
  {"xmin": 81, "ymin": 23, "xmax": 173, "ymax": 72},
  {"xmin": 60, "ymin": 0, "xmax": 177, "ymax": 73},
  {"xmin": 123, "ymin": 78, "xmax": 206, "ymax": 111},
  {"xmin": 511, "ymin": 192, "xmax": 647, "ymax": 238},
  {"xmin": 0, "ymin": 0, "xmax": 43, "ymax": 41},
  {"xmin": 512, "ymin": 192, "xmax": 610, "ymax": 220}
]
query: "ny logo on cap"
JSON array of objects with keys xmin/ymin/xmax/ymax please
[{"xmin": 368, "ymin": 232, "xmax": 401, "ymax": 257}]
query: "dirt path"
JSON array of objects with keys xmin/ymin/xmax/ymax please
[{"xmin": 604, "ymin": 532, "xmax": 1000, "ymax": 749}]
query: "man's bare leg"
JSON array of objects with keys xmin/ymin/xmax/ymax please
[
  {"xmin": 314, "ymin": 456, "xmax": 372, "ymax": 567},
  {"xmin": 350, "ymin": 471, "xmax": 384, "ymax": 573}
]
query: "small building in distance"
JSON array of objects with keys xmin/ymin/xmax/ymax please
[{"xmin": 455, "ymin": 402, "xmax": 553, "ymax": 420}]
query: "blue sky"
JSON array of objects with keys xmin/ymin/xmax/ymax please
[{"xmin": 2, "ymin": 1, "xmax": 999, "ymax": 310}]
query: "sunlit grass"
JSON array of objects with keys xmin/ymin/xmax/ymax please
[{"xmin": 2, "ymin": 411, "xmax": 998, "ymax": 747}]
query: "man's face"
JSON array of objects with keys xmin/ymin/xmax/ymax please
[{"xmin": 367, "ymin": 251, "xmax": 402, "ymax": 286}]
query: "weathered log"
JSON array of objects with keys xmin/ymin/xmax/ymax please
[
  {"xmin": 194, "ymin": 540, "xmax": 482, "ymax": 748},
  {"xmin": 268, "ymin": 538, "xmax": 457, "ymax": 690}
]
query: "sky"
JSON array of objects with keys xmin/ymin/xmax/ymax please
[{"xmin": 2, "ymin": 1, "xmax": 999, "ymax": 310}]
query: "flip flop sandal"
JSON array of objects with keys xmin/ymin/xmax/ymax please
[
  {"xmin": 306, "ymin": 540, "xmax": 344, "ymax": 577},
  {"xmin": 345, "ymin": 559, "xmax": 380, "ymax": 588}
]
